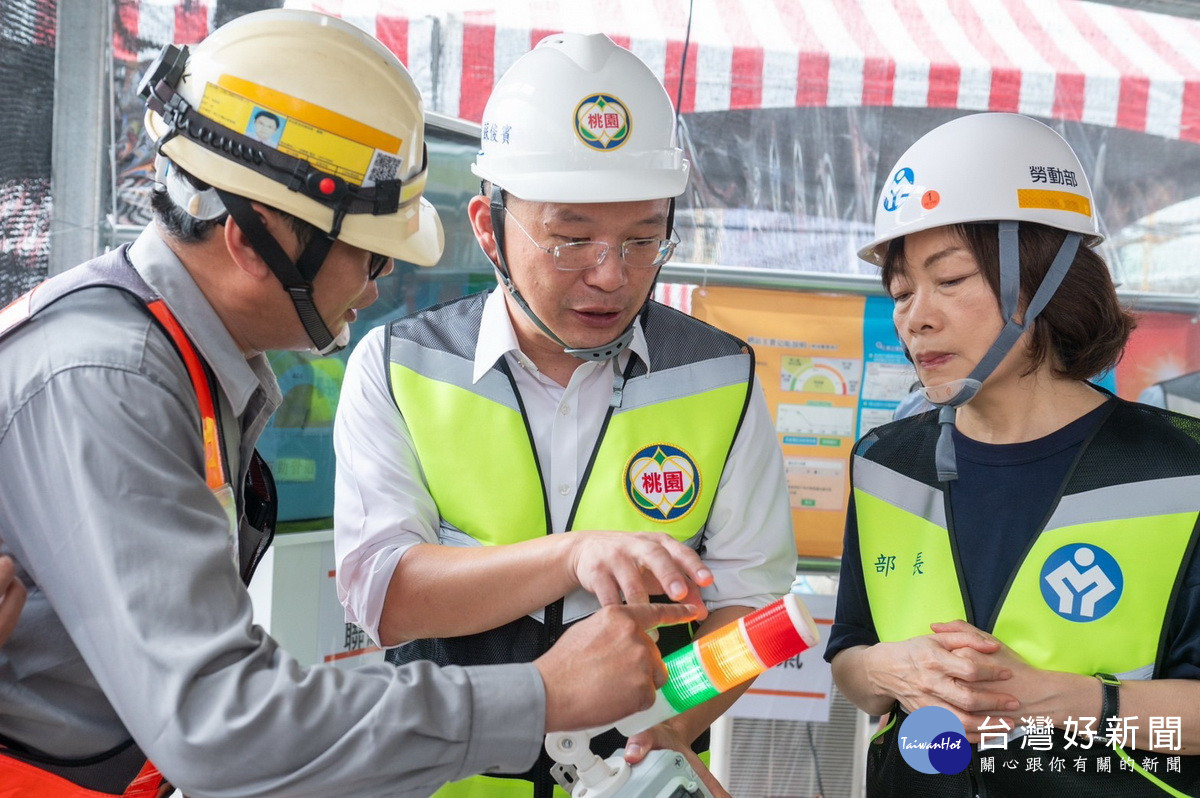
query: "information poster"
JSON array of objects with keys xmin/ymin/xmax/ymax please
[
  {"xmin": 692, "ymin": 287, "xmax": 915, "ymax": 557},
  {"xmin": 859, "ymin": 295, "xmax": 918, "ymax": 433}
]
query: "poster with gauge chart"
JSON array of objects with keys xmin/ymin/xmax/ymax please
[{"xmin": 692, "ymin": 287, "xmax": 915, "ymax": 558}]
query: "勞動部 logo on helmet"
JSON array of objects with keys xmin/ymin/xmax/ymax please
[
  {"xmin": 883, "ymin": 167, "xmax": 915, "ymax": 212},
  {"xmin": 625, "ymin": 444, "xmax": 698, "ymax": 522},
  {"xmin": 898, "ymin": 706, "xmax": 971, "ymax": 775},
  {"xmin": 575, "ymin": 94, "xmax": 631, "ymax": 151}
]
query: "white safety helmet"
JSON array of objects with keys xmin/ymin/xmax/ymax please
[
  {"xmin": 471, "ymin": 32, "xmax": 689, "ymax": 203},
  {"xmin": 143, "ymin": 8, "xmax": 443, "ymax": 266},
  {"xmin": 859, "ymin": 112, "xmax": 1100, "ymax": 265},
  {"xmin": 860, "ymin": 113, "xmax": 1102, "ymax": 482}
]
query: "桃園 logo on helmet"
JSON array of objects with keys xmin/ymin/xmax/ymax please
[
  {"xmin": 575, "ymin": 94, "xmax": 631, "ymax": 151},
  {"xmin": 625, "ymin": 444, "xmax": 698, "ymax": 522}
]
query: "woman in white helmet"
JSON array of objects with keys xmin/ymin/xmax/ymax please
[
  {"xmin": 826, "ymin": 112, "xmax": 1200, "ymax": 796},
  {"xmin": 334, "ymin": 31, "xmax": 796, "ymax": 798}
]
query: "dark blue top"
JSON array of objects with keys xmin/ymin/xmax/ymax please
[{"xmin": 825, "ymin": 399, "xmax": 1200, "ymax": 680}]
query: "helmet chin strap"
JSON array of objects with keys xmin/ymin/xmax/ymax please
[
  {"xmin": 919, "ymin": 221, "xmax": 1082, "ymax": 481},
  {"xmin": 486, "ymin": 184, "xmax": 670, "ymax": 364},
  {"xmin": 217, "ymin": 190, "xmax": 346, "ymax": 356}
]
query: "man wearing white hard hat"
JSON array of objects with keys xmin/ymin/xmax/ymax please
[
  {"xmin": 0, "ymin": 11, "xmax": 701, "ymax": 797},
  {"xmin": 334, "ymin": 32, "xmax": 796, "ymax": 797},
  {"xmin": 826, "ymin": 112, "xmax": 1200, "ymax": 795}
]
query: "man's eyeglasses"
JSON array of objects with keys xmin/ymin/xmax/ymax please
[
  {"xmin": 505, "ymin": 209, "xmax": 677, "ymax": 271},
  {"xmin": 369, "ymin": 252, "xmax": 391, "ymax": 281}
]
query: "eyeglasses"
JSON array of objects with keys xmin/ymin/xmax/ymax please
[
  {"xmin": 505, "ymin": 209, "xmax": 677, "ymax": 271},
  {"xmin": 368, "ymin": 252, "xmax": 391, "ymax": 281}
]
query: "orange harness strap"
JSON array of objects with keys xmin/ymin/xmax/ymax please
[
  {"xmin": 0, "ymin": 297, "xmax": 220, "ymax": 798},
  {"xmin": 0, "ymin": 755, "xmax": 164, "ymax": 797}
]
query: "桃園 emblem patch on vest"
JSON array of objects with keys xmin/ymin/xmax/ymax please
[
  {"xmin": 625, "ymin": 444, "xmax": 699, "ymax": 522},
  {"xmin": 574, "ymin": 93, "xmax": 631, "ymax": 151}
]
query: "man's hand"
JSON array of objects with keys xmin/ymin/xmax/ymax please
[
  {"xmin": 0, "ymin": 555, "xmax": 26, "ymax": 646},
  {"xmin": 624, "ymin": 721, "xmax": 730, "ymax": 798},
  {"xmin": 568, "ymin": 531, "xmax": 711, "ymax": 615},
  {"xmin": 535, "ymin": 602, "xmax": 701, "ymax": 732}
]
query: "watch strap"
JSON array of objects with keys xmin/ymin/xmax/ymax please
[{"xmin": 1094, "ymin": 672, "xmax": 1121, "ymax": 731}]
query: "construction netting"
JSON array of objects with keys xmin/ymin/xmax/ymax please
[{"xmin": 0, "ymin": 0, "xmax": 56, "ymax": 305}]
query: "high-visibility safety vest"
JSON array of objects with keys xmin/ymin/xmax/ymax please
[
  {"xmin": 852, "ymin": 402, "xmax": 1200, "ymax": 797},
  {"xmin": 384, "ymin": 292, "xmax": 752, "ymax": 798},
  {"xmin": 0, "ymin": 247, "xmax": 276, "ymax": 798}
]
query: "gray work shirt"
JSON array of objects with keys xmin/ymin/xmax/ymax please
[{"xmin": 0, "ymin": 225, "xmax": 544, "ymax": 797}]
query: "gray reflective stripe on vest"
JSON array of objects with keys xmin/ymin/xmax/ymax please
[
  {"xmin": 853, "ymin": 455, "xmax": 947, "ymax": 528},
  {"xmin": 389, "ymin": 296, "xmax": 748, "ymax": 400},
  {"xmin": 0, "ymin": 246, "xmax": 155, "ymax": 344},
  {"xmin": 616, "ymin": 352, "xmax": 749, "ymax": 411},
  {"xmin": 1046, "ymin": 474, "xmax": 1200, "ymax": 531},
  {"xmin": 1165, "ymin": 393, "xmax": 1200, "ymax": 419},
  {"xmin": 389, "ymin": 336, "xmax": 521, "ymax": 411}
]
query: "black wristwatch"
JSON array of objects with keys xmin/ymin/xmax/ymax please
[{"xmin": 1095, "ymin": 672, "xmax": 1121, "ymax": 732}]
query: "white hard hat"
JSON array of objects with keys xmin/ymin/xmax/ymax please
[
  {"xmin": 471, "ymin": 32, "xmax": 689, "ymax": 203},
  {"xmin": 859, "ymin": 113, "xmax": 1100, "ymax": 265},
  {"xmin": 143, "ymin": 9, "xmax": 443, "ymax": 265}
]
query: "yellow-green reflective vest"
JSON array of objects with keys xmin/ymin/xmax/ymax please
[
  {"xmin": 386, "ymin": 294, "xmax": 750, "ymax": 798},
  {"xmin": 387, "ymin": 293, "xmax": 751, "ymax": 548},
  {"xmin": 852, "ymin": 403, "xmax": 1200, "ymax": 796}
]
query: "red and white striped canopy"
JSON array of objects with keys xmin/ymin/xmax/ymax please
[{"xmin": 120, "ymin": 0, "xmax": 1200, "ymax": 141}]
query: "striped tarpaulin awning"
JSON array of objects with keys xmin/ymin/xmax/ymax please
[{"xmin": 119, "ymin": 0, "xmax": 1200, "ymax": 142}]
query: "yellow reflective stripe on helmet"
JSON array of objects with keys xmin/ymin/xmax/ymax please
[
  {"xmin": 218, "ymin": 74, "xmax": 402, "ymax": 154},
  {"xmin": 199, "ymin": 82, "xmax": 375, "ymax": 187},
  {"xmin": 1016, "ymin": 188, "xmax": 1092, "ymax": 217}
]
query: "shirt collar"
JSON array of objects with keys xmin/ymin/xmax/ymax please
[
  {"xmin": 128, "ymin": 225, "xmax": 281, "ymax": 416},
  {"xmin": 472, "ymin": 288, "xmax": 651, "ymax": 384}
]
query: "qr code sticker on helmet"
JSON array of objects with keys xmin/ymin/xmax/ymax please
[{"xmin": 366, "ymin": 151, "xmax": 402, "ymax": 186}]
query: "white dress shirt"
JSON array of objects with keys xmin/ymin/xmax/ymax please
[{"xmin": 335, "ymin": 288, "xmax": 797, "ymax": 647}]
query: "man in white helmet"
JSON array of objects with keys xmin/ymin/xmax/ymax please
[
  {"xmin": 334, "ymin": 32, "xmax": 796, "ymax": 797},
  {"xmin": 0, "ymin": 12, "xmax": 700, "ymax": 797}
]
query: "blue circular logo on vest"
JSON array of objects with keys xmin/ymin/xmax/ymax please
[
  {"xmin": 898, "ymin": 706, "xmax": 971, "ymax": 775},
  {"xmin": 625, "ymin": 444, "xmax": 699, "ymax": 522},
  {"xmin": 1039, "ymin": 543, "xmax": 1123, "ymax": 622}
]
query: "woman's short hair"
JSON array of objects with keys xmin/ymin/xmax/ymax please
[{"xmin": 880, "ymin": 222, "xmax": 1136, "ymax": 381}]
